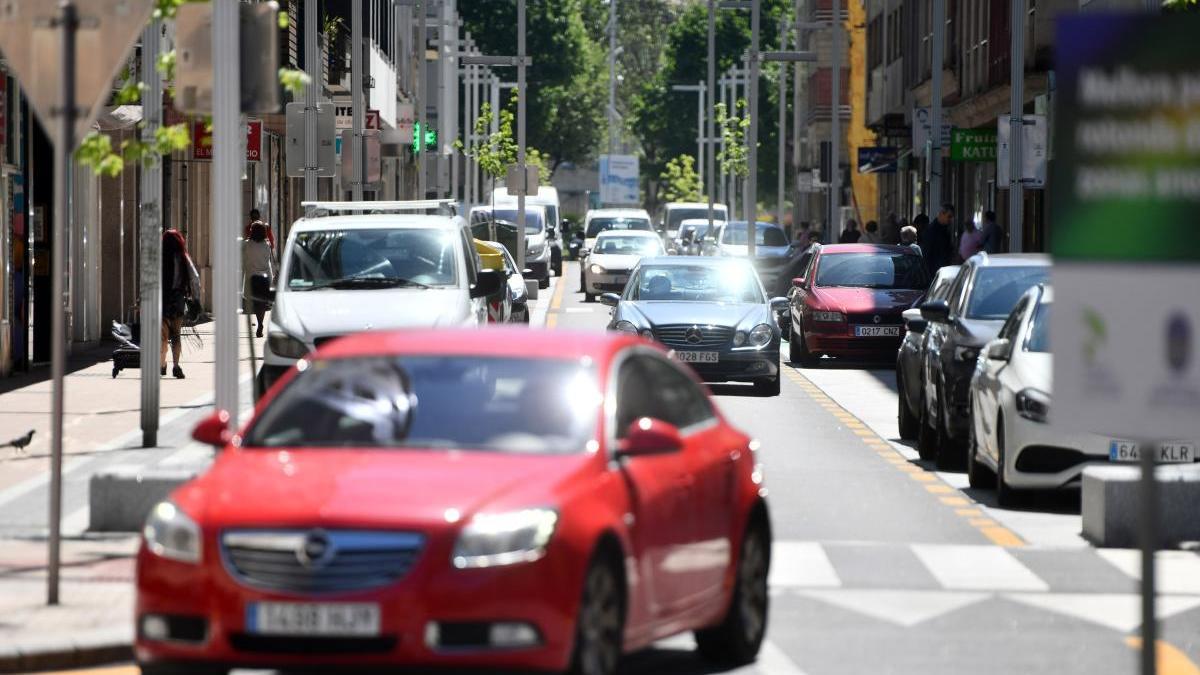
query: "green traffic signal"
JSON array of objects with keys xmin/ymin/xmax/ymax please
[{"xmin": 412, "ymin": 122, "xmax": 438, "ymax": 154}]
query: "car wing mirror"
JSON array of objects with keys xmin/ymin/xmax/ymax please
[
  {"xmin": 902, "ymin": 307, "xmax": 927, "ymax": 334},
  {"xmin": 986, "ymin": 338, "xmax": 1012, "ymax": 361},
  {"xmin": 919, "ymin": 299, "xmax": 951, "ymax": 323},
  {"xmin": 599, "ymin": 293, "xmax": 621, "ymax": 307},
  {"xmin": 193, "ymin": 410, "xmax": 233, "ymax": 448},
  {"xmin": 791, "ymin": 277, "xmax": 806, "ymax": 288},
  {"xmin": 617, "ymin": 418, "xmax": 683, "ymax": 458},
  {"xmin": 470, "ymin": 269, "xmax": 504, "ymax": 299},
  {"xmin": 769, "ymin": 297, "xmax": 789, "ymax": 312}
]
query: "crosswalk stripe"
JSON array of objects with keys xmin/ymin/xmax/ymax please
[
  {"xmin": 911, "ymin": 544, "xmax": 1049, "ymax": 591},
  {"xmin": 1097, "ymin": 549, "xmax": 1200, "ymax": 596},
  {"xmin": 769, "ymin": 541, "xmax": 841, "ymax": 588}
]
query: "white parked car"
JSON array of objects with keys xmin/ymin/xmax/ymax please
[
  {"xmin": 581, "ymin": 230, "xmax": 665, "ymax": 302},
  {"xmin": 660, "ymin": 201, "xmax": 728, "ymax": 241},
  {"xmin": 968, "ymin": 284, "xmax": 1196, "ymax": 504},
  {"xmin": 257, "ymin": 202, "xmax": 503, "ymax": 397}
]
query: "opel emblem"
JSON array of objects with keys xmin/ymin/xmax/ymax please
[
  {"xmin": 873, "ymin": 315, "xmax": 882, "ymax": 324},
  {"xmin": 685, "ymin": 326, "xmax": 704, "ymax": 344},
  {"xmin": 296, "ymin": 530, "xmax": 334, "ymax": 568}
]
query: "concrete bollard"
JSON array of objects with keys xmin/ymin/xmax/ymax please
[
  {"xmin": 1081, "ymin": 464, "xmax": 1200, "ymax": 548},
  {"xmin": 89, "ymin": 466, "xmax": 198, "ymax": 532}
]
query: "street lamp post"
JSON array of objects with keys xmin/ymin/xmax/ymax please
[
  {"xmin": 671, "ymin": 83, "xmax": 707, "ymax": 200},
  {"xmin": 707, "ymin": 0, "xmax": 717, "ymax": 232}
]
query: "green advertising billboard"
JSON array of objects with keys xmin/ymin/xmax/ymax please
[{"xmin": 950, "ymin": 128, "xmax": 997, "ymax": 162}]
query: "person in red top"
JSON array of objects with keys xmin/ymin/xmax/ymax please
[{"xmin": 245, "ymin": 208, "xmax": 275, "ymax": 249}]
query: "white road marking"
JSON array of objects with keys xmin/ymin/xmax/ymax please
[
  {"xmin": 1007, "ymin": 592, "xmax": 1200, "ymax": 632},
  {"xmin": 769, "ymin": 541, "xmax": 841, "ymax": 588},
  {"xmin": 912, "ymin": 544, "xmax": 1049, "ymax": 592},
  {"xmin": 565, "ymin": 307, "xmax": 594, "ymax": 313},
  {"xmin": 1097, "ymin": 549, "xmax": 1200, "ymax": 595},
  {"xmin": 0, "ymin": 455, "xmax": 91, "ymax": 510},
  {"xmin": 799, "ymin": 588, "xmax": 988, "ymax": 627},
  {"xmin": 61, "ymin": 505, "xmax": 91, "ymax": 537}
]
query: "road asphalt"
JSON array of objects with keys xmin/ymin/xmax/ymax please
[{"xmin": 9, "ymin": 260, "xmax": 1200, "ymax": 674}]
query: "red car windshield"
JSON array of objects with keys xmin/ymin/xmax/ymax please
[
  {"xmin": 245, "ymin": 355, "xmax": 601, "ymax": 454},
  {"xmin": 815, "ymin": 252, "xmax": 928, "ymax": 290}
]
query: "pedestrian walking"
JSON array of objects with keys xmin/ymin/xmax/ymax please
[
  {"xmin": 978, "ymin": 210, "xmax": 1004, "ymax": 254},
  {"xmin": 161, "ymin": 229, "xmax": 199, "ymax": 379},
  {"xmin": 243, "ymin": 222, "xmax": 275, "ymax": 338},
  {"xmin": 958, "ymin": 218, "xmax": 984, "ymax": 261},
  {"xmin": 881, "ymin": 213, "xmax": 902, "ymax": 245},
  {"xmin": 861, "ymin": 220, "xmax": 881, "ymax": 244},
  {"xmin": 838, "ymin": 219, "xmax": 861, "ymax": 244},
  {"xmin": 919, "ymin": 205, "xmax": 954, "ymax": 274},
  {"xmin": 900, "ymin": 225, "xmax": 922, "ymax": 256},
  {"xmin": 245, "ymin": 208, "xmax": 275, "ymax": 249}
]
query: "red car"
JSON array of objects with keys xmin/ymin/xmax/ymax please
[
  {"xmin": 136, "ymin": 328, "xmax": 771, "ymax": 675},
  {"xmin": 786, "ymin": 243, "xmax": 928, "ymax": 365}
]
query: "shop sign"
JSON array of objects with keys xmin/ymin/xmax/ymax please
[
  {"xmin": 950, "ymin": 128, "xmax": 996, "ymax": 162},
  {"xmin": 193, "ymin": 119, "xmax": 262, "ymax": 161}
]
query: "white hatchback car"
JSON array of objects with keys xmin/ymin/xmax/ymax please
[
  {"xmin": 257, "ymin": 202, "xmax": 503, "ymax": 396},
  {"xmin": 582, "ymin": 230, "xmax": 664, "ymax": 301},
  {"xmin": 968, "ymin": 284, "xmax": 1196, "ymax": 504}
]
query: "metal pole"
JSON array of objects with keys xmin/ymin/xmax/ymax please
[
  {"xmin": 47, "ymin": 0, "xmax": 78, "ymax": 607},
  {"xmin": 304, "ymin": 0, "xmax": 318, "ymax": 201},
  {"xmin": 212, "ymin": 0, "xmax": 241, "ymax": 428},
  {"xmin": 777, "ymin": 16, "xmax": 788, "ymax": 229},
  {"xmin": 697, "ymin": 81, "xmax": 704, "ymax": 195},
  {"xmin": 351, "ymin": 0, "xmax": 364, "ymax": 200},
  {"xmin": 929, "ymin": 0, "xmax": 944, "ymax": 213},
  {"xmin": 1140, "ymin": 436, "xmax": 1160, "ymax": 675},
  {"xmin": 516, "ymin": 0, "xmax": 526, "ymax": 270},
  {"xmin": 608, "ymin": 0, "xmax": 617, "ymax": 155},
  {"xmin": 139, "ymin": 19, "xmax": 162, "ymax": 449},
  {"xmin": 829, "ymin": 0, "xmax": 841, "ymax": 238},
  {"xmin": 1008, "ymin": 0, "xmax": 1024, "ymax": 253},
  {"xmin": 707, "ymin": 0, "xmax": 716, "ymax": 230},
  {"xmin": 746, "ymin": 0, "xmax": 760, "ymax": 257},
  {"xmin": 417, "ymin": 0, "xmax": 427, "ymax": 198}
]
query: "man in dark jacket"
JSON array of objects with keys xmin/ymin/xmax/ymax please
[
  {"xmin": 919, "ymin": 204, "xmax": 954, "ymax": 275},
  {"xmin": 978, "ymin": 210, "xmax": 1004, "ymax": 254}
]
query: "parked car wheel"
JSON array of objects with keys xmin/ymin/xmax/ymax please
[
  {"xmin": 994, "ymin": 416, "xmax": 1019, "ymax": 507},
  {"xmin": 788, "ymin": 331, "xmax": 816, "ymax": 367},
  {"xmin": 695, "ymin": 520, "xmax": 769, "ymax": 665},
  {"xmin": 967, "ymin": 419, "xmax": 995, "ymax": 489},
  {"xmin": 568, "ymin": 558, "xmax": 625, "ymax": 675},
  {"xmin": 754, "ymin": 375, "xmax": 780, "ymax": 397},
  {"xmin": 897, "ymin": 370, "xmax": 920, "ymax": 441},
  {"xmin": 934, "ymin": 385, "xmax": 962, "ymax": 471},
  {"xmin": 917, "ymin": 392, "xmax": 939, "ymax": 462}
]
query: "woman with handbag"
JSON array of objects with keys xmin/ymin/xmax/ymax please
[
  {"xmin": 243, "ymin": 222, "xmax": 275, "ymax": 338},
  {"xmin": 161, "ymin": 229, "xmax": 198, "ymax": 379}
]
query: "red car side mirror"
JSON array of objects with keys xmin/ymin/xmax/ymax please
[
  {"xmin": 791, "ymin": 277, "xmax": 806, "ymax": 288},
  {"xmin": 193, "ymin": 410, "xmax": 233, "ymax": 448},
  {"xmin": 617, "ymin": 418, "xmax": 684, "ymax": 458}
]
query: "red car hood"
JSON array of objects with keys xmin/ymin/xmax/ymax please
[
  {"xmin": 175, "ymin": 448, "xmax": 596, "ymax": 529},
  {"xmin": 810, "ymin": 287, "xmax": 923, "ymax": 314}
]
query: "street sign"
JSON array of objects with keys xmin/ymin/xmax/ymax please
[
  {"xmin": 997, "ymin": 115, "xmax": 1046, "ymax": 188},
  {"xmin": 285, "ymin": 102, "xmax": 336, "ymax": 177},
  {"xmin": 796, "ymin": 170, "xmax": 817, "ymax": 193},
  {"xmin": 334, "ymin": 103, "xmax": 381, "ymax": 130},
  {"xmin": 504, "ymin": 164, "xmax": 539, "ymax": 197},
  {"xmin": 340, "ymin": 129, "xmax": 382, "ymax": 184},
  {"xmin": 1050, "ymin": 13, "xmax": 1200, "ymax": 441},
  {"xmin": 912, "ymin": 106, "xmax": 953, "ymax": 158},
  {"xmin": 0, "ymin": 0, "xmax": 155, "ymax": 147},
  {"xmin": 599, "ymin": 154, "xmax": 639, "ymax": 205},
  {"xmin": 950, "ymin": 128, "xmax": 997, "ymax": 162},
  {"xmin": 857, "ymin": 147, "xmax": 898, "ymax": 174},
  {"xmin": 396, "ymin": 103, "xmax": 415, "ymax": 144},
  {"xmin": 192, "ymin": 119, "xmax": 262, "ymax": 161}
]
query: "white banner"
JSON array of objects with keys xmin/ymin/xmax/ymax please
[
  {"xmin": 599, "ymin": 154, "xmax": 640, "ymax": 205},
  {"xmin": 997, "ymin": 114, "xmax": 1047, "ymax": 189},
  {"xmin": 912, "ymin": 107, "xmax": 953, "ymax": 158}
]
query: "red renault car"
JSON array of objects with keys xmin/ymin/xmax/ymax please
[
  {"xmin": 787, "ymin": 244, "xmax": 928, "ymax": 365},
  {"xmin": 136, "ymin": 329, "xmax": 771, "ymax": 675}
]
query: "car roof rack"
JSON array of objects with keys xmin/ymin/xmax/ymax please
[{"xmin": 301, "ymin": 200, "xmax": 458, "ymax": 217}]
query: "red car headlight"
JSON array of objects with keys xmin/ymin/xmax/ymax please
[
  {"xmin": 452, "ymin": 508, "xmax": 559, "ymax": 569},
  {"xmin": 811, "ymin": 310, "xmax": 845, "ymax": 323},
  {"xmin": 143, "ymin": 501, "xmax": 202, "ymax": 564}
]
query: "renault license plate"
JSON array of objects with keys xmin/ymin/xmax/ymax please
[
  {"xmin": 248, "ymin": 602, "xmax": 381, "ymax": 637},
  {"xmin": 854, "ymin": 325, "xmax": 900, "ymax": 337},
  {"xmin": 1109, "ymin": 441, "xmax": 1195, "ymax": 463},
  {"xmin": 674, "ymin": 351, "xmax": 719, "ymax": 364}
]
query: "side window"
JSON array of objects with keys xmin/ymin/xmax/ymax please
[
  {"xmin": 640, "ymin": 356, "xmax": 716, "ymax": 430},
  {"xmin": 997, "ymin": 296, "xmax": 1030, "ymax": 341},
  {"xmin": 459, "ymin": 228, "xmax": 479, "ymax": 284},
  {"xmin": 946, "ymin": 267, "xmax": 971, "ymax": 316},
  {"xmin": 614, "ymin": 356, "xmax": 659, "ymax": 440}
]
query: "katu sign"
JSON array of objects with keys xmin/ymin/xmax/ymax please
[{"xmin": 193, "ymin": 119, "xmax": 262, "ymax": 160}]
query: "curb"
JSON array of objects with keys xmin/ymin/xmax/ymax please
[{"xmin": 0, "ymin": 632, "xmax": 131, "ymax": 673}]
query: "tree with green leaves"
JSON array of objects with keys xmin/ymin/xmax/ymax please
[
  {"xmin": 659, "ymin": 155, "xmax": 703, "ymax": 203},
  {"xmin": 715, "ymin": 100, "xmax": 750, "ymax": 179},
  {"xmin": 454, "ymin": 97, "xmax": 551, "ymax": 200}
]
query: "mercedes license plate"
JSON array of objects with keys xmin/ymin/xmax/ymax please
[
  {"xmin": 674, "ymin": 351, "xmax": 719, "ymax": 364},
  {"xmin": 1109, "ymin": 441, "xmax": 1195, "ymax": 463},
  {"xmin": 248, "ymin": 602, "xmax": 381, "ymax": 637},
  {"xmin": 854, "ymin": 325, "xmax": 900, "ymax": 337}
]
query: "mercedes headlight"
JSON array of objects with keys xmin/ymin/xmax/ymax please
[
  {"xmin": 590, "ymin": 263, "xmax": 606, "ymax": 275},
  {"xmin": 143, "ymin": 501, "xmax": 202, "ymax": 564},
  {"xmin": 638, "ymin": 328, "xmax": 654, "ymax": 339},
  {"xmin": 812, "ymin": 311, "xmax": 844, "ymax": 322},
  {"xmin": 733, "ymin": 331, "xmax": 747, "ymax": 347},
  {"xmin": 452, "ymin": 509, "xmax": 559, "ymax": 569},
  {"xmin": 1016, "ymin": 388, "xmax": 1051, "ymax": 423},
  {"xmin": 748, "ymin": 323, "xmax": 774, "ymax": 347},
  {"xmin": 613, "ymin": 320, "xmax": 639, "ymax": 334},
  {"xmin": 267, "ymin": 331, "xmax": 309, "ymax": 359}
]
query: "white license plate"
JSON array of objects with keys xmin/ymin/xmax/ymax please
[
  {"xmin": 1109, "ymin": 441, "xmax": 1195, "ymax": 463},
  {"xmin": 854, "ymin": 325, "xmax": 901, "ymax": 337},
  {"xmin": 248, "ymin": 602, "xmax": 381, "ymax": 637},
  {"xmin": 674, "ymin": 351, "xmax": 720, "ymax": 363}
]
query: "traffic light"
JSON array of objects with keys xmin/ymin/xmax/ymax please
[{"xmin": 411, "ymin": 122, "xmax": 438, "ymax": 155}]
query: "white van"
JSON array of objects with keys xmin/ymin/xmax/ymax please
[
  {"xmin": 660, "ymin": 202, "xmax": 729, "ymax": 240},
  {"xmin": 492, "ymin": 185, "xmax": 562, "ymax": 276},
  {"xmin": 257, "ymin": 202, "xmax": 503, "ymax": 397}
]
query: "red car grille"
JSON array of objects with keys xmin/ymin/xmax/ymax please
[{"xmin": 221, "ymin": 530, "xmax": 424, "ymax": 594}]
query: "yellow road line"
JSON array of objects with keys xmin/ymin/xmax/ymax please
[
  {"xmin": 940, "ymin": 496, "xmax": 970, "ymax": 506},
  {"xmin": 980, "ymin": 526, "xmax": 1025, "ymax": 548},
  {"xmin": 909, "ymin": 473, "xmax": 937, "ymax": 482},
  {"xmin": 544, "ymin": 276, "xmax": 567, "ymax": 329},
  {"xmin": 1126, "ymin": 637, "xmax": 1200, "ymax": 675},
  {"xmin": 969, "ymin": 518, "xmax": 997, "ymax": 527},
  {"xmin": 956, "ymin": 508, "xmax": 984, "ymax": 517},
  {"xmin": 925, "ymin": 484, "xmax": 954, "ymax": 494}
]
